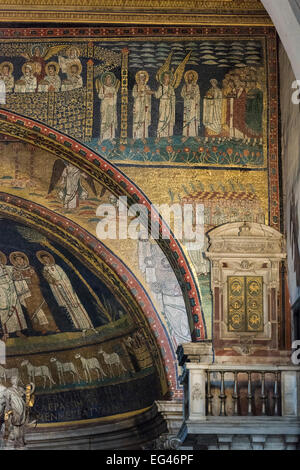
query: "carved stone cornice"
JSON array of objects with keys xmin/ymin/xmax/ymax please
[
  {"xmin": 206, "ymin": 223, "xmax": 286, "ymax": 292},
  {"xmin": 0, "ymin": 13, "xmax": 273, "ymax": 26},
  {"xmin": 0, "ymin": 0, "xmax": 265, "ymax": 8},
  {"xmin": 177, "ymin": 342, "xmax": 213, "ymax": 366},
  {"xmin": 0, "ymin": 0, "xmax": 273, "ymax": 26},
  {"xmin": 206, "ymin": 223, "xmax": 286, "ymax": 261}
]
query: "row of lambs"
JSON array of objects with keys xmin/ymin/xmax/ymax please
[{"xmin": 0, "ymin": 348, "xmax": 127, "ymax": 389}]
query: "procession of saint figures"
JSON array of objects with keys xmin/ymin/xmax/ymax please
[
  {"xmin": 0, "ymin": 45, "xmax": 82, "ymax": 94},
  {"xmin": 0, "ymin": 43, "xmax": 264, "ymax": 145},
  {"xmin": 95, "ymin": 55, "xmax": 263, "ymax": 145},
  {"xmin": 0, "ymin": 249, "xmax": 96, "ymax": 342}
]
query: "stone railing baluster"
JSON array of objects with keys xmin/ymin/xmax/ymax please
[
  {"xmin": 232, "ymin": 371, "xmax": 239, "ymax": 416},
  {"xmin": 177, "ymin": 344, "xmax": 300, "ymax": 423},
  {"xmin": 207, "ymin": 370, "xmax": 213, "ymax": 416},
  {"xmin": 247, "ymin": 372, "xmax": 253, "ymax": 416},
  {"xmin": 273, "ymin": 371, "xmax": 280, "ymax": 416},
  {"xmin": 219, "ymin": 371, "xmax": 226, "ymax": 416},
  {"xmin": 260, "ymin": 372, "xmax": 267, "ymax": 416}
]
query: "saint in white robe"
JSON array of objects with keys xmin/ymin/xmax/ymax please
[
  {"xmin": 0, "ymin": 79, "xmax": 6, "ymax": 104},
  {"xmin": 12, "ymin": 266, "xmax": 58, "ymax": 332},
  {"xmin": 38, "ymin": 74, "xmax": 61, "ymax": 92},
  {"xmin": 14, "ymin": 74, "xmax": 37, "ymax": 93},
  {"xmin": 2, "ymin": 75, "xmax": 14, "ymax": 93},
  {"xmin": 132, "ymin": 83, "xmax": 152, "ymax": 139},
  {"xmin": 0, "ymin": 265, "xmax": 27, "ymax": 335},
  {"xmin": 203, "ymin": 86, "xmax": 223, "ymax": 136},
  {"xmin": 181, "ymin": 83, "xmax": 200, "ymax": 137},
  {"xmin": 154, "ymin": 84, "xmax": 176, "ymax": 138},
  {"xmin": 43, "ymin": 264, "xmax": 93, "ymax": 331},
  {"xmin": 98, "ymin": 84, "xmax": 118, "ymax": 142}
]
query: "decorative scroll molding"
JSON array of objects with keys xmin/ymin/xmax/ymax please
[
  {"xmin": 0, "ymin": 13, "xmax": 273, "ymax": 26},
  {"xmin": 144, "ymin": 434, "xmax": 181, "ymax": 450}
]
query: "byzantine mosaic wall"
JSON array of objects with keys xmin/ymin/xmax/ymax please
[
  {"xmin": 0, "ymin": 26, "xmax": 281, "ymax": 422},
  {"xmin": 0, "ymin": 35, "xmax": 268, "ymax": 168}
]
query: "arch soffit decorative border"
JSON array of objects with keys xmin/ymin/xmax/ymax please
[{"xmin": 0, "ymin": 109, "xmax": 206, "ymax": 341}]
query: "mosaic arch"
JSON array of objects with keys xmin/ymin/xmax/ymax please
[
  {"xmin": 0, "ymin": 109, "xmax": 206, "ymax": 341},
  {"xmin": 0, "ymin": 23, "xmax": 282, "ymax": 352},
  {"xmin": 0, "ymin": 195, "xmax": 186, "ymax": 423},
  {"xmin": 0, "ymin": 191, "xmax": 184, "ymax": 399}
]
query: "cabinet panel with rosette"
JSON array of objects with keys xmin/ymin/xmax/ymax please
[
  {"xmin": 228, "ymin": 276, "xmax": 264, "ymax": 333},
  {"xmin": 206, "ymin": 223, "xmax": 290, "ymax": 363}
]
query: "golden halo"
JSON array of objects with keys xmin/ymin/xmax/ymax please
[
  {"xmin": 0, "ymin": 61, "xmax": 13, "ymax": 75},
  {"xmin": 66, "ymin": 46, "xmax": 80, "ymax": 59},
  {"xmin": 36, "ymin": 250, "xmax": 55, "ymax": 266},
  {"xmin": 67, "ymin": 60, "xmax": 82, "ymax": 75},
  {"xmin": 135, "ymin": 70, "xmax": 149, "ymax": 84},
  {"xmin": 0, "ymin": 251, "xmax": 7, "ymax": 265},
  {"xmin": 45, "ymin": 61, "xmax": 60, "ymax": 76},
  {"xmin": 9, "ymin": 251, "xmax": 29, "ymax": 268},
  {"xmin": 184, "ymin": 70, "xmax": 198, "ymax": 84},
  {"xmin": 100, "ymin": 71, "xmax": 117, "ymax": 87},
  {"xmin": 159, "ymin": 70, "xmax": 173, "ymax": 85},
  {"xmin": 22, "ymin": 62, "xmax": 35, "ymax": 75},
  {"xmin": 30, "ymin": 44, "xmax": 45, "ymax": 57}
]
